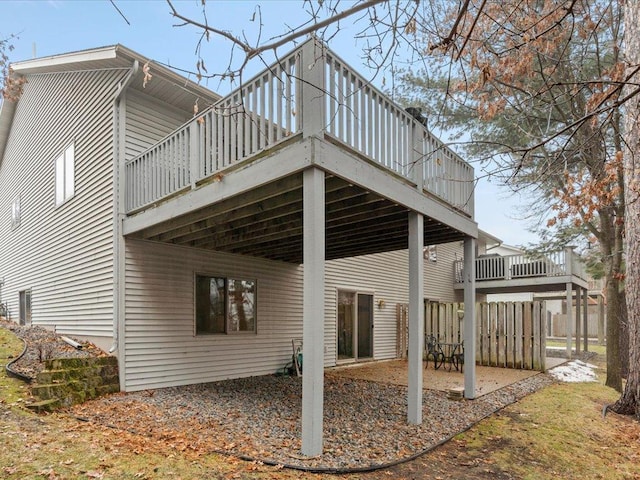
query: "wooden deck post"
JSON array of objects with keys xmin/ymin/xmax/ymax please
[
  {"xmin": 583, "ymin": 287, "xmax": 589, "ymax": 352},
  {"xmin": 463, "ymin": 237, "xmax": 476, "ymax": 399},
  {"xmin": 407, "ymin": 211, "xmax": 424, "ymax": 425},
  {"xmin": 301, "ymin": 167, "xmax": 325, "ymax": 456},
  {"xmin": 566, "ymin": 283, "xmax": 573, "ymax": 358},
  {"xmin": 300, "ymin": 38, "xmax": 326, "ymax": 138}
]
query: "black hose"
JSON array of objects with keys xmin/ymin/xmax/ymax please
[{"xmin": 5, "ymin": 335, "xmax": 32, "ymax": 383}]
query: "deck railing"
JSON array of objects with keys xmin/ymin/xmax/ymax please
[
  {"xmin": 453, "ymin": 248, "xmax": 588, "ymax": 283},
  {"xmin": 588, "ymin": 278, "xmax": 604, "ymax": 292},
  {"xmin": 125, "ymin": 38, "xmax": 474, "ymax": 215}
]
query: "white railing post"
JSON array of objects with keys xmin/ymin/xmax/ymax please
[
  {"xmin": 411, "ymin": 124, "xmax": 423, "ymax": 190},
  {"xmin": 300, "ymin": 38, "xmax": 326, "ymax": 138},
  {"xmin": 189, "ymin": 122, "xmax": 200, "ymax": 188},
  {"xmin": 564, "ymin": 247, "xmax": 574, "ymax": 277},
  {"xmin": 467, "ymin": 165, "xmax": 475, "ymax": 218}
]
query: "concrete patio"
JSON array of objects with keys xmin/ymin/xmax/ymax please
[{"xmin": 329, "ymin": 358, "xmax": 566, "ymax": 397}]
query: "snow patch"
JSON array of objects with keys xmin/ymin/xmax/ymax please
[{"xmin": 549, "ymin": 360, "xmax": 599, "ymax": 383}]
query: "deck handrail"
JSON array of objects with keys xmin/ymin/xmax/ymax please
[
  {"xmin": 125, "ymin": 37, "xmax": 475, "ymax": 215},
  {"xmin": 453, "ymin": 249, "xmax": 588, "ymax": 283}
]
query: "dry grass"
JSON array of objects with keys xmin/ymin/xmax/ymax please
[
  {"xmin": 454, "ymin": 381, "xmax": 639, "ymax": 479},
  {"xmin": 2, "ymin": 325, "xmax": 639, "ymax": 479}
]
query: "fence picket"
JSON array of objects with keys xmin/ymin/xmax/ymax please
[
  {"xmin": 523, "ymin": 303, "xmax": 533, "ymax": 369},
  {"xmin": 533, "ymin": 301, "xmax": 543, "ymax": 370},
  {"xmin": 497, "ymin": 303, "xmax": 506, "ymax": 367},
  {"xmin": 422, "ymin": 301, "xmax": 544, "ymax": 372},
  {"xmin": 506, "ymin": 303, "xmax": 515, "ymax": 368}
]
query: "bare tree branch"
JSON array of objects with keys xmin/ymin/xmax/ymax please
[{"xmin": 167, "ymin": 0, "xmax": 386, "ymax": 61}]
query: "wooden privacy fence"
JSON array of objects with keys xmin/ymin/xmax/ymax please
[
  {"xmin": 396, "ymin": 301, "xmax": 546, "ymax": 370},
  {"xmin": 474, "ymin": 301, "xmax": 546, "ymax": 371},
  {"xmin": 396, "ymin": 303, "xmax": 409, "ymax": 359}
]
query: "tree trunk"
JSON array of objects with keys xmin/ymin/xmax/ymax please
[
  {"xmin": 599, "ymin": 218, "xmax": 626, "ymax": 390},
  {"xmin": 605, "ymin": 277, "xmax": 628, "ymax": 392},
  {"xmin": 606, "ymin": 277, "xmax": 623, "ymax": 391},
  {"xmin": 612, "ymin": 0, "xmax": 640, "ymax": 416},
  {"xmin": 620, "ymin": 289, "xmax": 629, "ymax": 378}
]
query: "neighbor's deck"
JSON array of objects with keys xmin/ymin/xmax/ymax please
[
  {"xmin": 121, "ymin": 39, "xmax": 477, "ymax": 263},
  {"xmin": 453, "ymin": 249, "xmax": 589, "ymax": 293}
]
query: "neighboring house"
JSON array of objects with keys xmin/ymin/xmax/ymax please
[{"xmin": 0, "ymin": 39, "xmax": 478, "ymax": 455}]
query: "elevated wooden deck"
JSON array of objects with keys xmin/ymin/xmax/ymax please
[
  {"xmin": 121, "ymin": 39, "xmax": 477, "ymax": 263},
  {"xmin": 453, "ymin": 249, "xmax": 589, "ymax": 294}
]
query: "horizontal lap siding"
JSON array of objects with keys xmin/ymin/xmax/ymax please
[
  {"xmin": 123, "ymin": 239, "xmax": 303, "ymax": 391},
  {"xmin": 123, "ymin": 239, "xmax": 460, "ymax": 391},
  {"xmin": 326, "ymin": 250, "xmax": 408, "ymax": 363},
  {"xmin": 0, "ymin": 69, "xmax": 128, "ymax": 336},
  {"xmin": 125, "ymin": 90, "xmax": 191, "ymax": 161},
  {"xmin": 325, "ymin": 242, "xmax": 460, "ymax": 363},
  {"xmin": 424, "ymin": 242, "xmax": 460, "ymax": 303}
]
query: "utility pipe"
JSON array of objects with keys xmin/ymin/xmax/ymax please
[{"xmin": 109, "ymin": 59, "xmax": 139, "ymax": 355}]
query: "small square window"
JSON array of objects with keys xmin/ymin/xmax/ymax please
[
  {"xmin": 11, "ymin": 196, "xmax": 21, "ymax": 229},
  {"xmin": 55, "ymin": 143, "xmax": 75, "ymax": 206},
  {"xmin": 195, "ymin": 275, "xmax": 256, "ymax": 334}
]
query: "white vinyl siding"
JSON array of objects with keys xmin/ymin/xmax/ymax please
[
  {"xmin": 123, "ymin": 239, "xmax": 303, "ymax": 391},
  {"xmin": 122, "ymin": 238, "xmax": 462, "ymax": 391},
  {"xmin": 0, "ymin": 68, "xmax": 128, "ymax": 336},
  {"xmin": 11, "ymin": 195, "xmax": 20, "ymax": 229},
  {"xmin": 325, "ymin": 242, "xmax": 461, "ymax": 363},
  {"xmin": 124, "ymin": 89, "xmax": 191, "ymax": 161}
]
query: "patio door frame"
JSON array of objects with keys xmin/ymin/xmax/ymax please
[{"xmin": 336, "ymin": 288, "xmax": 374, "ymax": 363}]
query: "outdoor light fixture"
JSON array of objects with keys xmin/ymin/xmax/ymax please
[{"xmin": 377, "ymin": 299, "xmax": 386, "ymax": 309}]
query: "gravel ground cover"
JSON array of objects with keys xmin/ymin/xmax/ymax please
[
  {"xmin": 72, "ymin": 372, "xmax": 554, "ymax": 471},
  {"xmin": 2, "ymin": 320, "xmax": 555, "ymax": 471}
]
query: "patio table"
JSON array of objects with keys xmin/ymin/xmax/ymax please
[{"xmin": 436, "ymin": 342, "xmax": 464, "ymax": 372}]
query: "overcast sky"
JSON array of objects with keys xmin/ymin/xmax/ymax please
[{"xmin": 1, "ymin": 0, "xmax": 539, "ymax": 247}]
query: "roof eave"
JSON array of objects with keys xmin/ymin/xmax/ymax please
[
  {"xmin": 479, "ymin": 228, "xmax": 503, "ymax": 248},
  {"xmin": 11, "ymin": 46, "xmax": 119, "ymax": 74},
  {"xmin": 113, "ymin": 45, "xmax": 221, "ymax": 103},
  {"xmin": 0, "ymin": 98, "xmax": 18, "ymax": 167}
]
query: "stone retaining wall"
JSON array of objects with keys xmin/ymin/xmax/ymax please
[{"xmin": 29, "ymin": 356, "xmax": 119, "ymax": 412}]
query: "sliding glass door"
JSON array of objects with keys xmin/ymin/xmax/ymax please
[{"xmin": 337, "ymin": 290, "xmax": 373, "ymax": 361}]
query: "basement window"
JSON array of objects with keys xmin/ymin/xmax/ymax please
[{"xmin": 195, "ymin": 275, "xmax": 256, "ymax": 334}]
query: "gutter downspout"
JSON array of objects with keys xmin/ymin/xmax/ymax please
[{"xmin": 110, "ymin": 60, "xmax": 138, "ymax": 365}]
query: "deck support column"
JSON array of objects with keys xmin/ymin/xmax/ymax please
[
  {"xmin": 566, "ymin": 283, "xmax": 573, "ymax": 358},
  {"xmin": 575, "ymin": 285, "xmax": 581, "ymax": 355},
  {"xmin": 463, "ymin": 237, "xmax": 476, "ymax": 399},
  {"xmin": 583, "ymin": 287, "xmax": 589, "ymax": 352},
  {"xmin": 407, "ymin": 211, "xmax": 424, "ymax": 425},
  {"xmin": 301, "ymin": 167, "xmax": 325, "ymax": 457}
]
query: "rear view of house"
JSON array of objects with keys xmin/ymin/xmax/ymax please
[{"xmin": 0, "ymin": 38, "xmax": 478, "ymax": 455}]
